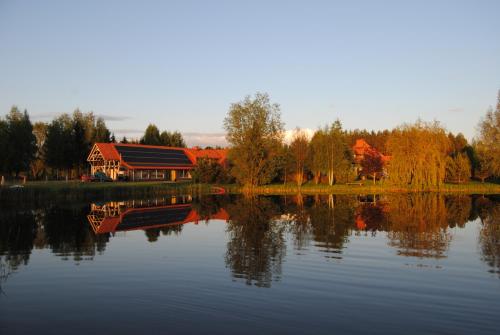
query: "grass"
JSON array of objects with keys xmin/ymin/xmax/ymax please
[{"xmin": 226, "ymin": 180, "xmax": 500, "ymax": 195}]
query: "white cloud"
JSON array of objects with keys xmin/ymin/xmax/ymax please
[
  {"xmin": 283, "ymin": 128, "xmax": 315, "ymax": 144},
  {"xmin": 183, "ymin": 132, "xmax": 228, "ymax": 148}
]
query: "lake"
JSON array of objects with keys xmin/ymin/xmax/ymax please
[{"xmin": 1, "ymin": 194, "xmax": 500, "ymax": 334}]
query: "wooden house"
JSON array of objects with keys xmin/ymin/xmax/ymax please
[{"xmin": 87, "ymin": 143, "xmax": 228, "ymax": 181}]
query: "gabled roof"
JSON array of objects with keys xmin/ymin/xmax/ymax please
[
  {"xmin": 94, "ymin": 143, "xmax": 120, "ymax": 160},
  {"xmin": 185, "ymin": 147, "xmax": 229, "ymax": 165},
  {"xmin": 352, "ymin": 139, "xmax": 391, "ymax": 163},
  {"xmin": 88, "ymin": 204, "xmax": 230, "ymax": 234},
  {"xmin": 353, "ymin": 139, "xmax": 372, "ymax": 156},
  {"xmin": 90, "ymin": 143, "xmax": 229, "ymax": 170}
]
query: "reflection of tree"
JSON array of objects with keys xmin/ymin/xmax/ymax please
[
  {"xmin": 191, "ymin": 195, "xmax": 230, "ymax": 221},
  {"xmin": 224, "ymin": 197, "xmax": 285, "ymax": 287},
  {"xmin": 144, "ymin": 225, "xmax": 183, "ymax": 242},
  {"xmin": 477, "ymin": 198, "xmax": 500, "ymax": 277},
  {"xmin": 283, "ymin": 195, "xmax": 313, "ymax": 250},
  {"xmin": 445, "ymin": 195, "xmax": 472, "ymax": 228},
  {"xmin": 307, "ymin": 195, "xmax": 356, "ymax": 257},
  {"xmin": 0, "ymin": 209, "xmax": 37, "ymax": 292},
  {"xmin": 42, "ymin": 206, "xmax": 109, "ymax": 262},
  {"xmin": 0, "ymin": 210, "xmax": 37, "ymax": 272},
  {"xmin": 386, "ymin": 194, "xmax": 451, "ymax": 259},
  {"xmin": 355, "ymin": 201, "xmax": 388, "ymax": 233}
]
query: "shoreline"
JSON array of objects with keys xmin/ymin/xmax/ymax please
[{"xmin": 1, "ymin": 180, "xmax": 500, "ymax": 204}]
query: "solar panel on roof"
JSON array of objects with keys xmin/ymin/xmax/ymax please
[
  {"xmin": 115, "ymin": 145, "xmax": 193, "ymax": 166},
  {"xmin": 119, "ymin": 206, "xmax": 192, "ymax": 230}
]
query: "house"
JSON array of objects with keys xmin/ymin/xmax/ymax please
[
  {"xmin": 87, "ymin": 142, "xmax": 228, "ymax": 181},
  {"xmin": 352, "ymin": 139, "xmax": 390, "ymax": 177}
]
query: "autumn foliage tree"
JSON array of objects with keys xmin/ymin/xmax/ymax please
[
  {"xmin": 361, "ymin": 149, "xmax": 384, "ymax": 184},
  {"xmin": 445, "ymin": 153, "xmax": 471, "ymax": 183},
  {"xmin": 308, "ymin": 130, "xmax": 326, "ymax": 184},
  {"xmin": 387, "ymin": 120, "xmax": 450, "ymax": 189},
  {"xmin": 475, "ymin": 91, "xmax": 500, "ymax": 179},
  {"xmin": 290, "ymin": 129, "xmax": 309, "ymax": 186},
  {"xmin": 324, "ymin": 121, "xmax": 352, "ymax": 185}
]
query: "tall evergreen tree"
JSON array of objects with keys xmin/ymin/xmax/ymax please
[
  {"xmin": 5, "ymin": 107, "xmax": 36, "ymax": 176},
  {"xmin": 141, "ymin": 124, "xmax": 161, "ymax": 145},
  {"xmin": 93, "ymin": 117, "xmax": 111, "ymax": 143}
]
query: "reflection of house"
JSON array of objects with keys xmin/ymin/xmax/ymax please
[
  {"xmin": 87, "ymin": 198, "xmax": 230, "ymax": 234},
  {"xmin": 87, "ymin": 143, "xmax": 228, "ymax": 181}
]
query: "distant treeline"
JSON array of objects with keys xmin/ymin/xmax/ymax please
[{"xmin": 0, "ymin": 108, "xmax": 187, "ymax": 180}]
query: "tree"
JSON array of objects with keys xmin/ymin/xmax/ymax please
[
  {"xmin": 275, "ymin": 144, "xmax": 294, "ymax": 184},
  {"xmin": 361, "ymin": 149, "xmax": 384, "ymax": 184},
  {"xmin": 474, "ymin": 143, "xmax": 492, "ymax": 183},
  {"xmin": 324, "ymin": 121, "xmax": 352, "ymax": 185},
  {"xmin": 0, "ymin": 119, "xmax": 7, "ymax": 173},
  {"xmin": 120, "ymin": 136, "xmax": 129, "ymax": 144},
  {"xmin": 93, "ymin": 117, "xmax": 111, "ymax": 143},
  {"xmin": 44, "ymin": 117, "xmax": 73, "ymax": 178},
  {"xmin": 224, "ymin": 93, "xmax": 284, "ymax": 189},
  {"xmin": 448, "ymin": 132, "xmax": 468, "ymax": 155},
  {"xmin": 309, "ymin": 129, "xmax": 327, "ymax": 184},
  {"xmin": 476, "ymin": 91, "xmax": 500, "ymax": 178},
  {"xmin": 290, "ymin": 129, "xmax": 309, "ymax": 186},
  {"xmin": 30, "ymin": 122, "xmax": 48, "ymax": 179},
  {"xmin": 445, "ymin": 152, "xmax": 471, "ymax": 183},
  {"xmin": 140, "ymin": 124, "xmax": 161, "ymax": 145},
  {"xmin": 387, "ymin": 120, "xmax": 450, "ymax": 189},
  {"xmin": 72, "ymin": 117, "xmax": 89, "ymax": 175},
  {"xmin": 160, "ymin": 130, "xmax": 186, "ymax": 147},
  {"xmin": 4, "ymin": 107, "xmax": 36, "ymax": 176},
  {"xmin": 191, "ymin": 158, "xmax": 232, "ymax": 183}
]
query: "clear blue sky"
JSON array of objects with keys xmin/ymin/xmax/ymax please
[{"xmin": 1, "ymin": 0, "xmax": 499, "ymax": 145}]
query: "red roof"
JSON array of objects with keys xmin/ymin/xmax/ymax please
[
  {"xmin": 95, "ymin": 143, "xmax": 120, "ymax": 160},
  {"xmin": 186, "ymin": 147, "xmax": 229, "ymax": 165},
  {"xmin": 91, "ymin": 205, "xmax": 230, "ymax": 234},
  {"xmin": 352, "ymin": 139, "xmax": 391, "ymax": 163},
  {"xmin": 353, "ymin": 139, "xmax": 372, "ymax": 156}
]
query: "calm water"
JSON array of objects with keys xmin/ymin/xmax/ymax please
[{"xmin": 1, "ymin": 194, "xmax": 500, "ymax": 334}]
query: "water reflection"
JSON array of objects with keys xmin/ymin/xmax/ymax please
[
  {"xmin": 87, "ymin": 195, "xmax": 229, "ymax": 242},
  {"xmin": 224, "ymin": 197, "xmax": 285, "ymax": 287},
  {"xmin": 476, "ymin": 196, "xmax": 500, "ymax": 276},
  {"xmin": 1, "ymin": 194, "xmax": 500, "ymax": 290}
]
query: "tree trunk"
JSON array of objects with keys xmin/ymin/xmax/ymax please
[{"xmin": 373, "ymin": 174, "xmax": 376, "ymax": 184}]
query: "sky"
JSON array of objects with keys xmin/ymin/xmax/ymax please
[{"xmin": 1, "ymin": 0, "xmax": 499, "ymax": 146}]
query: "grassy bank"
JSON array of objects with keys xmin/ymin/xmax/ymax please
[
  {"xmin": 1, "ymin": 180, "xmax": 499, "ymax": 205},
  {"xmin": 238, "ymin": 181, "xmax": 500, "ymax": 195},
  {"xmin": 0, "ymin": 180, "xmax": 214, "ymax": 205}
]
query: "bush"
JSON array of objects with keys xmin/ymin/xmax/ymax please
[{"xmin": 191, "ymin": 159, "xmax": 234, "ymax": 184}]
